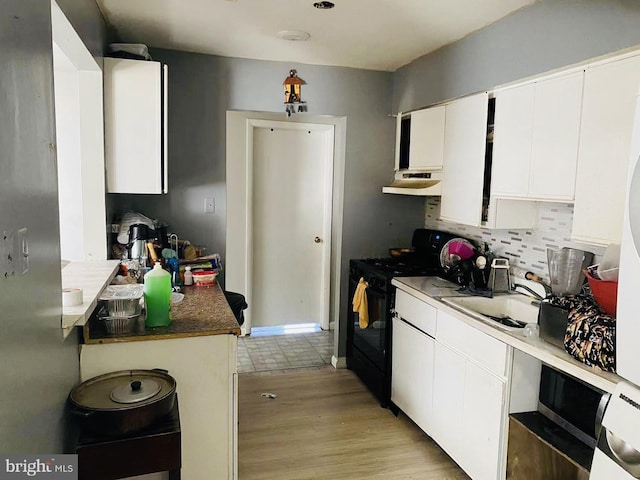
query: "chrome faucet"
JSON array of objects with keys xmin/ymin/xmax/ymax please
[
  {"xmin": 512, "ymin": 283, "xmax": 544, "ymax": 301},
  {"xmin": 511, "ymin": 281, "xmax": 552, "ymax": 303}
]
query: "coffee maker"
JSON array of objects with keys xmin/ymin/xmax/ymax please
[{"xmin": 127, "ymin": 223, "xmax": 152, "ymax": 265}]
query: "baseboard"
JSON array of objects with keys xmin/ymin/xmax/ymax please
[{"xmin": 331, "ymin": 355, "xmax": 347, "ymax": 369}]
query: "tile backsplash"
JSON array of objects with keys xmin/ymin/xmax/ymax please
[{"xmin": 424, "ymin": 198, "xmax": 606, "ymax": 281}]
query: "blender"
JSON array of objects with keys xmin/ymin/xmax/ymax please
[{"xmin": 547, "ymin": 247, "xmax": 594, "ymax": 295}]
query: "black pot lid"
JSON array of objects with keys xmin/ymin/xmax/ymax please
[
  {"xmin": 69, "ymin": 369, "xmax": 176, "ymax": 411},
  {"xmin": 110, "ymin": 379, "xmax": 161, "ymax": 404}
]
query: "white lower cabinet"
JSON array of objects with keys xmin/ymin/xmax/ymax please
[
  {"xmin": 391, "ymin": 317, "xmax": 435, "ymax": 434},
  {"xmin": 432, "ymin": 340, "xmax": 507, "ymax": 480},
  {"xmin": 392, "ymin": 290, "xmax": 511, "ymax": 480},
  {"xmin": 431, "ymin": 341, "xmax": 466, "ymax": 461},
  {"xmin": 462, "ymin": 360, "xmax": 507, "ymax": 480},
  {"xmin": 80, "ymin": 335, "xmax": 238, "ymax": 480}
]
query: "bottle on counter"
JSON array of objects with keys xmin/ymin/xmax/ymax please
[
  {"xmin": 183, "ymin": 266, "xmax": 193, "ymax": 286},
  {"xmin": 144, "ymin": 262, "xmax": 172, "ymax": 327}
]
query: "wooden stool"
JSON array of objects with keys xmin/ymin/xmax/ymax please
[{"xmin": 75, "ymin": 396, "xmax": 181, "ymax": 480}]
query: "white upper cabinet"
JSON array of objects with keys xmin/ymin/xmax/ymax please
[
  {"xmin": 408, "ymin": 106, "xmax": 445, "ymax": 170},
  {"xmin": 104, "ymin": 58, "xmax": 168, "ymax": 194},
  {"xmin": 440, "ymin": 92, "xmax": 488, "ymax": 226},
  {"xmin": 396, "ymin": 106, "xmax": 446, "ymax": 171},
  {"xmin": 491, "ymin": 84, "xmax": 535, "ymax": 198},
  {"xmin": 491, "ymin": 71, "xmax": 584, "ymax": 201},
  {"xmin": 529, "ymin": 72, "xmax": 584, "ymax": 200},
  {"xmin": 572, "ymin": 55, "xmax": 640, "ymax": 245}
]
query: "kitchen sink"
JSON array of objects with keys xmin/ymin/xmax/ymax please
[{"xmin": 441, "ymin": 293, "xmax": 540, "ymax": 332}]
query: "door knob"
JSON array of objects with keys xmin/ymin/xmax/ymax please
[{"xmin": 314, "ymin": 236, "xmax": 322, "ymax": 243}]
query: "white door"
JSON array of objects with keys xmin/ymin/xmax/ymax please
[{"xmin": 251, "ymin": 124, "xmax": 333, "ymax": 328}]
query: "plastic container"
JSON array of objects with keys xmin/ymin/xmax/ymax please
[
  {"xmin": 144, "ymin": 263, "xmax": 172, "ymax": 327},
  {"xmin": 193, "ymin": 270, "xmax": 218, "ymax": 287},
  {"xmin": 183, "ymin": 266, "xmax": 193, "ymax": 286},
  {"xmin": 585, "ymin": 270, "xmax": 618, "ymax": 317}
]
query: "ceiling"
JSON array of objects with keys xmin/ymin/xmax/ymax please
[{"xmin": 96, "ymin": 0, "xmax": 535, "ymax": 72}]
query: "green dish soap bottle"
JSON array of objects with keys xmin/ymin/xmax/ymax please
[{"xmin": 144, "ymin": 262, "xmax": 172, "ymax": 327}]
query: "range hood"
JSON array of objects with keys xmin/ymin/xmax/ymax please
[{"xmin": 382, "ymin": 171, "xmax": 442, "ymax": 196}]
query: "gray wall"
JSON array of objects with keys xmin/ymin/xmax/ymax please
[
  {"xmin": 108, "ymin": 51, "xmax": 426, "ymax": 355},
  {"xmin": 0, "ymin": 0, "xmax": 106, "ymax": 453},
  {"xmin": 393, "ymin": 0, "xmax": 640, "ymax": 113}
]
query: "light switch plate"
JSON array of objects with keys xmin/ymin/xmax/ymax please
[{"xmin": 204, "ymin": 196, "xmax": 215, "ymax": 214}]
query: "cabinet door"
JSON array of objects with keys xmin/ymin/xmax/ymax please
[
  {"xmin": 572, "ymin": 55, "xmax": 640, "ymax": 245},
  {"xmin": 462, "ymin": 361, "xmax": 508, "ymax": 480},
  {"xmin": 432, "ymin": 341, "xmax": 466, "ymax": 464},
  {"xmin": 104, "ymin": 58, "xmax": 167, "ymax": 194},
  {"xmin": 441, "ymin": 92, "xmax": 489, "ymax": 226},
  {"xmin": 491, "ymin": 84, "xmax": 535, "ymax": 198},
  {"xmin": 391, "ymin": 318, "xmax": 435, "ymax": 434},
  {"xmin": 529, "ymin": 72, "xmax": 584, "ymax": 200},
  {"xmin": 409, "ymin": 106, "xmax": 445, "ymax": 171}
]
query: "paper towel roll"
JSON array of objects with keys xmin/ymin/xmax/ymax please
[{"xmin": 62, "ymin": 288, "xmax": 83, "ymax": 307}]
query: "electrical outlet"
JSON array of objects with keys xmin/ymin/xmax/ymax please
[{"xmin": 204, "ymin": 196, "xmax": 215, "ymax": 214}]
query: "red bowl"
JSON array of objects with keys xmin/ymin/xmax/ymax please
[{"xmin": 585, "ymin": 270, "xmax": 618, "ymax": 317}]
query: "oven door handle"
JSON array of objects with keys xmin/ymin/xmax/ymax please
[{"xmin": 604, "ymin": 428, "xmax": 640, "ymax": 477}]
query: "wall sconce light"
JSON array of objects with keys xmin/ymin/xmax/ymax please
[{"xmin": 283, "ymin": 69, "xmax": 306, "ymax": 117}]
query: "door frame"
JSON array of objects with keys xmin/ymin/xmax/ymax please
[{"xmin": 226, "ymin": 111, "xmax": 346, "ymax": 335}]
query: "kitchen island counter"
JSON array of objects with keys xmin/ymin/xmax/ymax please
[
  {"xmin": 83, "ymin": 283, "xmax": 241, "ymax": 344},
  {"xmin": 79, "ymin": 281, "xmax": 239, "ymax": 479}
]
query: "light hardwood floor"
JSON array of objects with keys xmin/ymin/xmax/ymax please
[{"xmin": 238, "ymin": 367, "xmax": 469, "ymax": 480}]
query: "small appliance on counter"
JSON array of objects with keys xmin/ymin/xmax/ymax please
[
  {"xmin": 127, "ymin": 223, "xmax": 152, "ymax": 264},
  {"xmin": 547, "ymin": 247, "xmax": 594, "ymax": 296}
]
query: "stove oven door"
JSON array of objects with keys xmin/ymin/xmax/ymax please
[{"xmin": 349, "ymin": 277, "xmax": 388, "ymax": 371}]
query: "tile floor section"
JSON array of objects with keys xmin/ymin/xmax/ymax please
[{"xmin": 238, "ymin": 329, "xmax": 334, "ymax": 374}]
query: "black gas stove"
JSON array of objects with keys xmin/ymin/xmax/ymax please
[{"xmin": 346, "ymin": 229, "xmax": 468, "ymax": 408}]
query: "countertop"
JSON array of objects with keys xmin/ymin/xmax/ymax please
[
  {"xmin": 83, "ymin": 283, "xmax": 241, "ymax": 344},
  {"xmin": 392, "ymin": 276, "xmax": 622, "ymax": 393},
  {"xmin": 61, "ymin": 260, "xmax": 121, "ymax": 335}
]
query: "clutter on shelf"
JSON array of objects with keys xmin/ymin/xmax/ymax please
[{"xmin": 110, "ymin": 211, "xmax": 221, "ymax": 288}]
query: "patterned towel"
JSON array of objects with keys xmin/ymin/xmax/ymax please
[{"xmin": 548, "ymin": 294, "xmax": 616, "ymax": 372}]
